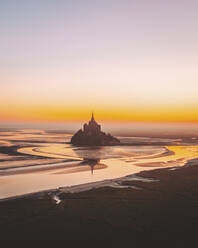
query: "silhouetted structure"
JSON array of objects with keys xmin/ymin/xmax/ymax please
[{"xmin": 71, "ymin": 113, "xmax": 120, "ymax": 146}]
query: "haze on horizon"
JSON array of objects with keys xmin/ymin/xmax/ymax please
[{"xmin": 1, "ymin": 0, "xmax": 198, "ymax": 123}]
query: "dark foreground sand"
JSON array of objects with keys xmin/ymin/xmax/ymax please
[{"xmin": 1, "ymin": 158, "xmax": 198, "ymax": 245}]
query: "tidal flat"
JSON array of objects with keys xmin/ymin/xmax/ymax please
[
  {"xmin": 0, "ymin": 129, "xmax": 198, "ymax": 199},
  {"xmin": 1, "ymin": 129, "xmax": 198, "ymax": 244},
  {"xmin": 1, "ymin": 158, "xmax": 198, "ymax": 245}
]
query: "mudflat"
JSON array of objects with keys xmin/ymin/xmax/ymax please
[{"xmin": 1, "ymin": 158, "xmax": 198, "ymax": 245}]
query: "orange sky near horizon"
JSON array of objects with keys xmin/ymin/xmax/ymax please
[{"xmin": 1, "ymin": 102, "xmax": 198, "ymax": 123}]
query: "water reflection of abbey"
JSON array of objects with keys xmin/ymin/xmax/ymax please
[
  {"xmin": 72, "ymin": 144, "xmax": 105, "ymax": 175},
  {"xmin": 80, "ymin": 158, "xmax": 100, "ymax": 175}
]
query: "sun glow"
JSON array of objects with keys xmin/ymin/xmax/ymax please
[{"xmin": 1, "ymin": 102, "xmax": 198, "ymax": 123}]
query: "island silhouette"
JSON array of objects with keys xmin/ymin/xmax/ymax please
[{"xmin": 71, "ymin": 113, "xmax": 120, "ymax": 146}]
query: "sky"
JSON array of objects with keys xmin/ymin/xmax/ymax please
[{"xmin": 1, "ymin": 0, "xmax": 198, "ymax": 123}]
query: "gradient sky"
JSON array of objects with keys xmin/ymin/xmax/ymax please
[{"xmin": 1, "ymin": 0, "xmax": 198, "ymax": 123}]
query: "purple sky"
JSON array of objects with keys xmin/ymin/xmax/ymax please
[{"xmin": 0, "ymin": 0, "xmax": 198, "ymax": 122}]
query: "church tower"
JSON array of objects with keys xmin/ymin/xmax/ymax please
[
  {"xmin": 83, "ymin": 112, "xmax": 101, "ymax": 132},
  {"xmin": 91, "ymin": 112, "xmax": 95, "ymax": 122}
]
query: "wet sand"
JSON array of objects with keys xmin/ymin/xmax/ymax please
[
  {"xmin": 1, "ymin": 129, "xmax": 198, "ymax": 245},
  {"xmin": 0, "ymin": 129, "xmax": 181, "ymax": 199},
  {"xmin": 1, "ymin": 129, "xmax": 198, "ymax": 200},
  {"xmin": 1, "ymin": 158, "xmax": 198, "ymax": 245},
  {"xmin": 1, "ymin": 144, "xmax": 197, "ymax": 199}
]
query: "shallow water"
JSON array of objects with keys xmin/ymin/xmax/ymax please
[{"xmin": 0, "ymin": 129, "xmax": 198, "ymax": 199}]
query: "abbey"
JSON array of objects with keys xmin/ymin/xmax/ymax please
[
  {"xmin": 71, "ymin": 113, "xmax": 120, "ymax": 146},
  {"xmin": 83, "ymin": 113, "xmax": 101, "ymax": 133}
]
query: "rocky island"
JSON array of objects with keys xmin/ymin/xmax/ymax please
[{"xmin": 71, "ymin": 113, "xmax": 120, "ymax": 146}]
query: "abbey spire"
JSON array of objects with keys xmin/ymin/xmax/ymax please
[{"xmin": 91, "ymin": 112, "xmax": 95, "ymax": 122}]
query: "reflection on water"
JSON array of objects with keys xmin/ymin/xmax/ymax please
[
  {"xmin": 0, "ymin": 129, "xmax": 198, "ymax": 199},
  {"xmin": 79, "ymin": 159, "xmax": 101, "ymax": 175}
]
